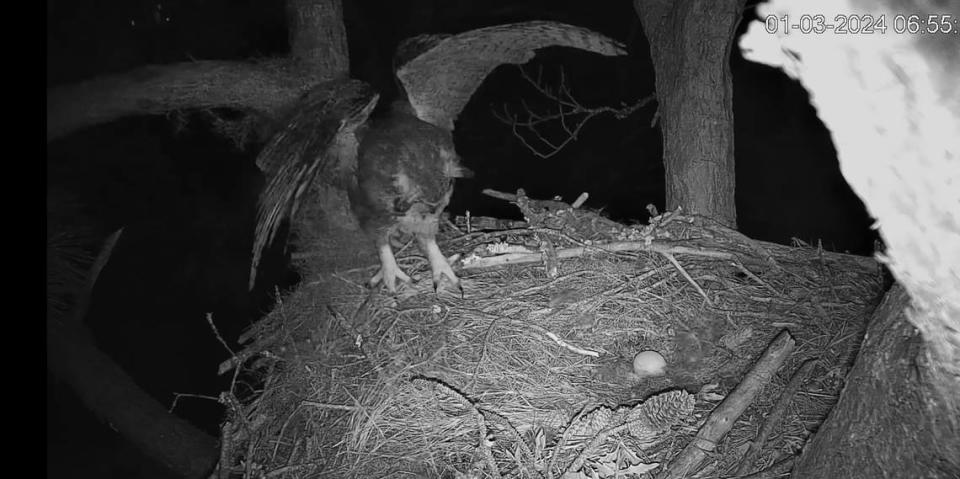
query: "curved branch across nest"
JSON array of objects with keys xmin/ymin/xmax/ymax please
[{"xmin": 46, "ymin": 59, "xmax": 316, "ymax": 142}]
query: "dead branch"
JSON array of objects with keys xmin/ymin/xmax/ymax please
[
  {"xmin": 735, "ymin": 360, "xmax": 815, "ymax": 476},
  {"xmin": 482, "ymin": 188, "xmax": 582, "ymax": 212},
  {"xmin": 461, "ymin": 240, "xmax": 736, "ymax": 270},
  {"xmin": 663, "ymin": 251, "xmax": 712, "ymax": 306},
  {"xmin": 453, "ymin": 214, "xmax": 529, "ymax": 233},
  {"xmin": 661, "ymin": 330, "xmax": 796, "ymax": 479},
  {"xmin": 491, "ymin": 65, "xmax": 653, "ymax": 158},
  {"xmin": 480, "ymin": 188, "xmax": 650, "ymax": 246}
]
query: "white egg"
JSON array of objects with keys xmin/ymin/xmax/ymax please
[{"xmin": 633, "ymin": 350, "xmax": 666, "ymax": 377}]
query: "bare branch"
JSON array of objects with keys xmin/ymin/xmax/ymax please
[
  {"xmin": 493, "ymin": 65, "xmax": 654, "ymax": 158},
  {"xmin": 47, "ymin": 59, "xmax": 316, "ymax": 142}
]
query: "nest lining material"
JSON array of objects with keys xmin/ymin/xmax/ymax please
[{"xmin": 220, "ymin": 193, "xmax": 883, "ymax": 478}]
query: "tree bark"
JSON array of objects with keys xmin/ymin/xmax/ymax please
[
  {"xmin": 286, "ymin": 0, "xmax": 349, "ymax": 78},
  {"xmin": 633, "ymin": 0, "xmax": 743, "ymax": 228},
  {"xmin": 791, "ymin": 284, "xmax": 960, "ymax": 478},
  {"xmin": 47, "ymin": 317, "xmax": 219, "ymax": 478},
  {"xmin": 46, "ymin": 0, "xmax": 351, "ymax": 143},
  {"xmin": 46, "ymin": 60, "xmax": 311, "ymax": 142}
]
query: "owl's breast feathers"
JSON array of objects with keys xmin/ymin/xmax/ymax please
[{"xmin": 350, "ymin": 108, "xmax": 471, "ymax": 237}]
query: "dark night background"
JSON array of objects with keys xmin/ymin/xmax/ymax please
[{"xmin": 46, "ymin": 1, "xmax": 875, "ymax": 477}]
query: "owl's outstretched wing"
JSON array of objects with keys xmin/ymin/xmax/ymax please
[
  {"xmin": 250, "ymin": 80, "xmax": 379, "ymax": 289},
  {"xmin": 395, "ymin": 21, "xmax": 628, "ymax": 131}
]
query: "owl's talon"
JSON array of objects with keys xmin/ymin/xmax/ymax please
[
  {"xmin": 422, "ymin": 236, "xmax": 462, "ymax": 296},
  {"xmin": 370, "ymin": 266, "xmax": 411, "ymax": 293},
  {"xmin": 374, "ymin": 240, "xmax": 411, "ymax": 293}
]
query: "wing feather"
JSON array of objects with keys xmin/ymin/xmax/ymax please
[
  {"xmin": 395, "ymin": 21, "xmax": 628, "ymax": 130},
  {"xmin": 250, "ymin": 79, "xmax": 379, "ymax": 289}
]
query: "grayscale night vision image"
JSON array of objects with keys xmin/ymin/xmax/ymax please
[{"xmin": 46, "ymin": 0, "xmax": 959, "ymax": 477}]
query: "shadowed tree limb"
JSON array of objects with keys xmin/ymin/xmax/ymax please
[
  {"xmin": 47, "ymin": 0, "xmax": 350, "ymax": 143},
  {"xmin": 46, "ymin": 60, "xmax": 314, "ymax": 142}
]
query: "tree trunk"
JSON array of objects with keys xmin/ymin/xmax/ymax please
[
  {"xmin": 47, "ymin": 317, "xmax": 219, "ymax": 478},
  {"xmin": 633, "ymin": 0, "xmax": 742, "ymax": 227},
  {"xmin": 791, "ymin": 284, "xmax": 960, "ymax": 478},
  {"xmin": 286, "ymin": 0, "xmax": 349, "ymax": 79}
]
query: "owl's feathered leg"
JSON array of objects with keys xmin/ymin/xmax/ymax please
[
  {"xmin": 370, "ymin": 236, "xmax": 411, "ymax": 293},
  {"xmin": 418, "ymin": 235, "xmax": 462, "ymax": 295}
]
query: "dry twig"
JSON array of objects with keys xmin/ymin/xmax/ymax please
[
  {"xmin": 663, "ymin": 331, "xmax": 796, "ymax": 479},
  {"xmin": 462, "ymin": 240, "xmax": 736, "ymax": 270},
  {"xmin": 734, "ymin": 360, "xmax": 815, "ymax": 476},
  {"xmin": 492, "ymin": 65, "xmax": 653, "ymax": 158}
]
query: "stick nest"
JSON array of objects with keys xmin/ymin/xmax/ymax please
[{"xmin": 219, "ymin": 191, "xmax": 885, "ymax": 478}]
